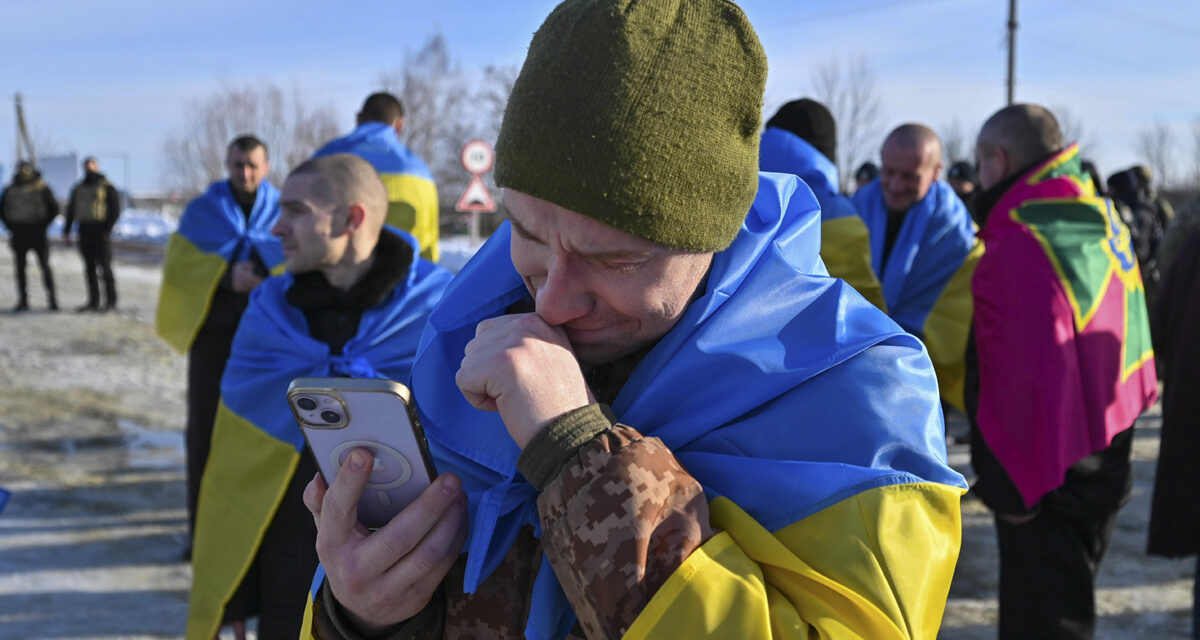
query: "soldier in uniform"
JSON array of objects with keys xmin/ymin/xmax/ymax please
[
  {"xmin": 0, "ymin": 161, "xmax": 59, "ymax": 312},
  {"xmin": 64, "ymin": 157, "xmax": 121, "ymax": 312}
]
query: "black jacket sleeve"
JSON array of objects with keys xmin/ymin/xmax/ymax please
[
  {"xmin": 63, "ymin": 187, "xmax": 77, "ymax": 235},
  {"xmin": 104, "ymin": 183, "xmax": 120, "ymax": 233}
]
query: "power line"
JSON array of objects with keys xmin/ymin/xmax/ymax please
[{"xmin": 1061, "ymin": 0, "xmax": 1200, "ymax": 40}]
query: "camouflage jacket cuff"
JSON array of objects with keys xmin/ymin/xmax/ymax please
[
  {"xmin": 316, "ymin": 580, "xmax": 445, "ymax": 640},
  {"xmin": 518, "ymin": 403, "xmax": 617, "ymax": 491}
]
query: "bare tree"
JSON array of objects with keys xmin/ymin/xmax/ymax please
[
  {"xmin": 1136, "ymin": 123, "xmax": 1176, "ymax": 189},
  {"xmin": 1053, "ymin": 105, "xmax": 1100, "ymax": 160},
  {"xmin": 810, "ymin": 56, "xmax": 884, "ymax": 192},
  {"xmin": 939, "ymin": 120, "xmax": 969, "ymax": 166},
  {"xmin": 160, "ymin": 79, "xmax": 339, "ymax": 194}
]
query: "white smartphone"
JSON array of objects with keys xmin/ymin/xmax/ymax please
[{"xmin": 287, "ymin": 377, "xmax": 437, "ymax": 529}]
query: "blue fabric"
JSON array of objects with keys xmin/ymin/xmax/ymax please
[
  {"xmin": 313, "ymin": 123, "xmax": 434, "ymax": 180},
  {"xmin": 411, "ymin": 172, "xmax": 967, "ymax": 640},
  {"xmin": 851, "ymin": 179, "xmax": 975, "ymax": 335},
  {"xmin": 759, "ymin": 126, "xmax": 859, "ymax": 223},
  {"xmin": 0, "ymin": 487, "xmax": 8, "ymax": 515},
  {"xmin": 220, "ymin": 231, "xmax": 452, "ymax": 450},
  {"xmin": 178, "ymin": 180, "xmax": 284, "ymax": 267}
]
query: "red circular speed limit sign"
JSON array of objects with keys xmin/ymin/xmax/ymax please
[{"xmin": 461, "ymin": 139, "xmax": 494, "ymax": 175}]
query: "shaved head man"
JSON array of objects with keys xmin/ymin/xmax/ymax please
[
  {"xmin": 968, "ymin": 103, "xmax": 1156, "ymax": 640},
  {"xmin": 851, "ymin": 122, "xmax": 977, "ymax": 410},
  {"xmin": 185, "ymin": 152, "xmax": 451, "ymax": 639}
]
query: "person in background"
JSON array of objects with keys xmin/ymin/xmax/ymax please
[
  {"xmin": 946, "ymin": 160, "xmax": 979, "ymax": 222},
  {"xmin": 186, "ymin": 153, "xmax": 451, "ymax": 640},
  {"xmin": 302, "ymin": 1, "xmax": 966, "ymax": 638},
  {"xmin": 313, "ymin": 92, "xmax": 440, "ymax": 262},
  {"xmin": 155, "ymin": 136, "xmax": 282, "ymax": 585},
  {"xmin": 853, "ymin": 160, "xmax": 878, "ymax": 193},
  {"xmin": 64, "ymin": 156, "xmax": 121, "ymax": 312},
  {"xmin": 759, "ymin": 97, "xmax": 885, "ymax": 309},
  {"xmin": 851, "ymin": 124, "xmax": 980, "ymax": 412},
  {"xmin": 0, "ymin": 161, "xmax": 58, "ymax": 312},
  {"xmin": 969, "ymin": 103, "xmax": 1157, "ymax": 639}
]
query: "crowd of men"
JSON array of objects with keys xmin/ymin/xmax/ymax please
[{"xmin": 2, "ymin": 1, "xmax": 1198, "ymax": 639}]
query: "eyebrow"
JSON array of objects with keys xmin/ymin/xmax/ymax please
[{"xmin": 509, "ymin": 214, "xmax": 657, "ymax": 260}]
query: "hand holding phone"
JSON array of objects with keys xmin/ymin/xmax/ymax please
[{"xmin": 288, "ymin": 377, "xmax": 437, "ymax": 529}]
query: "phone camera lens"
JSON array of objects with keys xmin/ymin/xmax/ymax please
[
  {"xmin": 297, "ymin": 397, "xmax": 317, "ymax": 411},
  {"xmin": 321, "ymin": 410, "xmax": 342, "ymax": 424}
]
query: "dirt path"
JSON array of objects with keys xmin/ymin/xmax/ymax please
[{"xmin": 0, "ymin": 243, "xmax": 1192, "ymax": 639}]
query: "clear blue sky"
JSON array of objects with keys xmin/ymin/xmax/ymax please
[{"xmin": 3, "ymin": 0, "xmax": 1198, "ymax": 193}]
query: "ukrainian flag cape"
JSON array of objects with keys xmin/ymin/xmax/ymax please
[
  {"xmin": 411, "ymin": 173, "xmax": 967, "ymax": 639},
  {"xmin": 155, "ymin": 180, "xmax": 285, "ymax": 353},
  {"xmin": 186, "ymin": 232, "xmax": 452, "ymax": 640},
  {"xmin": 852, "ymin": 179, "xmax": 981, "ymax": 410},
  {"xmin": 313, "ymin": 123, "xmax": 440, "ymax": 262},
  {"xmin": 973, "ymin": 144, "xmax": 1157, "ymax": 509}
]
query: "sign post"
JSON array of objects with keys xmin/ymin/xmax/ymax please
[{"xmin": 456, "ymin": 139, "xmax": 497, "ymax": 244}]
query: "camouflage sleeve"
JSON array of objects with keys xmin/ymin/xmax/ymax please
[
  {"xmin": 311, "ymin": 580, "xmax": 444, "ymax": 640},
  {"xmin": 520, "ymin": 404, "xmax": 714, "ymax": 640}
]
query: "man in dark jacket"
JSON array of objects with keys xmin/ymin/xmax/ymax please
[
  {"xmin": 0, "ymin": 161, "xmax": 59, "ymax": 312},
  {"xmin": 64, "ymin": 157, "xmax": 121, "ymax": 312}
]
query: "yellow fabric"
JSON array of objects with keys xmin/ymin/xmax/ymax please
[
  {"xmin": 922, "ymin": 237, "xmax": 984, "ymax": 412},
  {"xmin": 155, "ymin": 232, "xmax": 229, "ymax": 354},
  {"xmin": 300, "ymin": 591, "xmax": 316, "ymax": 640},
  {"xmin": 820, "ymin": 216, "xmax": 887, "ymax": 312},
  {"xmin": 624, "ymin": 482, "xmax": 965, "ymax": 640},
  {"xmin": 379, "ymin": 173, "xmax": 440, "ymax": 263},
  {"xmin": 186, "ymin": 402, "xmax": 300, "ymax": 640}
]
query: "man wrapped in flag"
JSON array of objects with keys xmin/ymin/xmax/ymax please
[
  {"xmin": 759, "ymin": 98, "xmax": 886, "ymax": 310},
  {"xmin": 969, "ymin": 104, "xmax": 1157, "ymax": 639},
  {"xmin": 155, "ymin": 136, "xmax": 285, "ymax": 560},
  {"xmin": 186, "ymin": 153, "xmax": 451, "ymax": 639},
  {"xmin": 852, "ymin": 124, "xmax": 981, "ymax": 410},
  {"xmin": 302, "ymin": 2, "xmax": 967, "ymax": 638},
  {"xmin": 313, "ymin": 92, "xmax": 440, "ymax": 262}
]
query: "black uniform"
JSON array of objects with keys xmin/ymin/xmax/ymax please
[
  {"xmin": 0, "ymin": 169, "xmax": 59, "ymax": 311},
  {"xmin": 64, "ymin": 171, "xmax": 121, "ymax": 310}
]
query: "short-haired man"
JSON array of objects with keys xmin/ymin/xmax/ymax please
[
  {"xmin": 313, "ymin": 92, "xmax": 440, "ymax": 262},
  {"xmin": 186, "ymin": 153, "xmax": 451, "ymax": 640},
  {"xmin": 970, "ymin": 103, "xmax": 1157, "ymax": 638},
  {"xmin": 759, "ymin": 98, "xmax": 885, "ymax": 310},
  {"xmin": 946, "ymin": 160, "xmax": 979, "ymax": 222},
  {"xmin": 852, "ymin": 124, "xmax": 979, "ymax": 409},
  {"xmin": 303, "ymin": 2, "xmax": 966, "ymax": 638},
  {"xmin": 0, "ymin": 161, "xmax": 59, "ymax": 311},
  {"xmin": 64, "ymin": 157, "xmax": 121, "ymax": 311},
  {"xmin": 156, "ymin": 136, "xmax": 283, "ymax": 565}
]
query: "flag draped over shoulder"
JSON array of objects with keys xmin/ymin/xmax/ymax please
[
  {"xmin": 852, "ymin": 179, "xmax": 980, "ymax": 410},
  {"xmin": 313, "ymin": 123, "xmax": 440, "ymax": 262},
  {"xmin": 186, "ymin": 232, "xmax": 452, "ymax": 640},
  {"xmin": 155, "ymin": 180, "xmax": 285, "ymax": 353},
  {"xmin": 973, "ymin": 144, "xmax": 1157, "ymax": 509},
  {"xmin": 759, "ymin": 127, "xmax": 886, "ymax": 310},
  {"xmin": 411, "ymin": 173, "xmax": 968, "ymax": 639}
]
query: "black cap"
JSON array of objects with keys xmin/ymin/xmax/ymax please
[
  {"xmin": 766, "ymin": 98, "xmax": 837, "ymax": 163},
  {"xmin": 855, "ymin": 161, "xmax": 878, "ymax": 184},
  {"xmin": 947, "ymin": 161, "xmax": 976, "ymax": 182}
]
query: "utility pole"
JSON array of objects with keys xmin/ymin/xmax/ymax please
[
  {"xmin": 14, "ymin": 93, "xmax": 36, "ymax": 165},
  {"xmin": 1006, "ymin": 0, "xmax": 1018, "ymax": 105}
]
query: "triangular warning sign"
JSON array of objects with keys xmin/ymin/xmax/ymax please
[{"xmin": 455, "ymin": 176, "xmax": 496, "ymax": 213}]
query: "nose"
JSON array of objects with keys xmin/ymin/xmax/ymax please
[
  {"xmin": 270, "ymin": 216, "xmax": 288, "ymax": 238},
  {"xmin": 533, "ymin": 252, "xmax": 593, "ymax": 327}
]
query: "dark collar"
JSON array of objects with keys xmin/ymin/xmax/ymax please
[
  {"xmin": 975, "ymin": 153, "xmax": 1059, "ymax": 227},
  {"xmin": 286, "ymin": 230, "xmax": 414, "ymax": 312}
]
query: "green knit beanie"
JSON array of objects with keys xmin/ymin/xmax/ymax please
[{"xmin": 495, "ymin": 0, "xmax": 767, "ymax": 252}]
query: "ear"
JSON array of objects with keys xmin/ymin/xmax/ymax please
[
  {"xmin": 392, "ymin": 117, "xmax": 405, "ymax": 137},
  {"xmin": 343, "ymin": 202, "xmax": 367, "ymax": 235},
  {"xmin": 356, "ymin": 111, "xmax": 365, "ymax": 127}
]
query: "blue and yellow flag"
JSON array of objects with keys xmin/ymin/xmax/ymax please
[
  {"xmin": 852, "ymin": 179, "xmax": 980, "ymax": 410},
  {"xmin": 186, "ymin": 231, "xmax": 452, "ymax": 640},
  {"xmin": 410, "ymin": 173, "xmax": 967, "ymax": 639},
  {"xmin": 313, "ymin": 123, "xmax": 440, "ymax": 263},
  {"xmin": 759, "ymin": 126, "xmax": 886, "ymax": 310},
  {"xmin": 155, "ymin": 180, "xmax": 285, "ymax": 354}
]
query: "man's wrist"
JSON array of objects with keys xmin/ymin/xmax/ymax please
[{"xmin": 517, "ymin": 403, "xmax": 617, "ymax": 490}]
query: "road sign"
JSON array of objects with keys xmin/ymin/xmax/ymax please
[
  {"xmin": 455, "ymin": 175, "xmax": 496, "ymax": 213},
  {"xmin": 461, "ymin": 139, "xmax": 494, "ymax": 175}
]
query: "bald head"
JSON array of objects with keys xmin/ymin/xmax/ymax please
[
  {"xmin": 288, "ymin": 153, "xmax": 388, "ymax": 234},
  {"xmin": 976, "ymin": 104, "xmax": 1063, "ymax": 189},
  {"xmin": 879, "ymin": 123, "xmax": 944, "ymax": 211}
]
